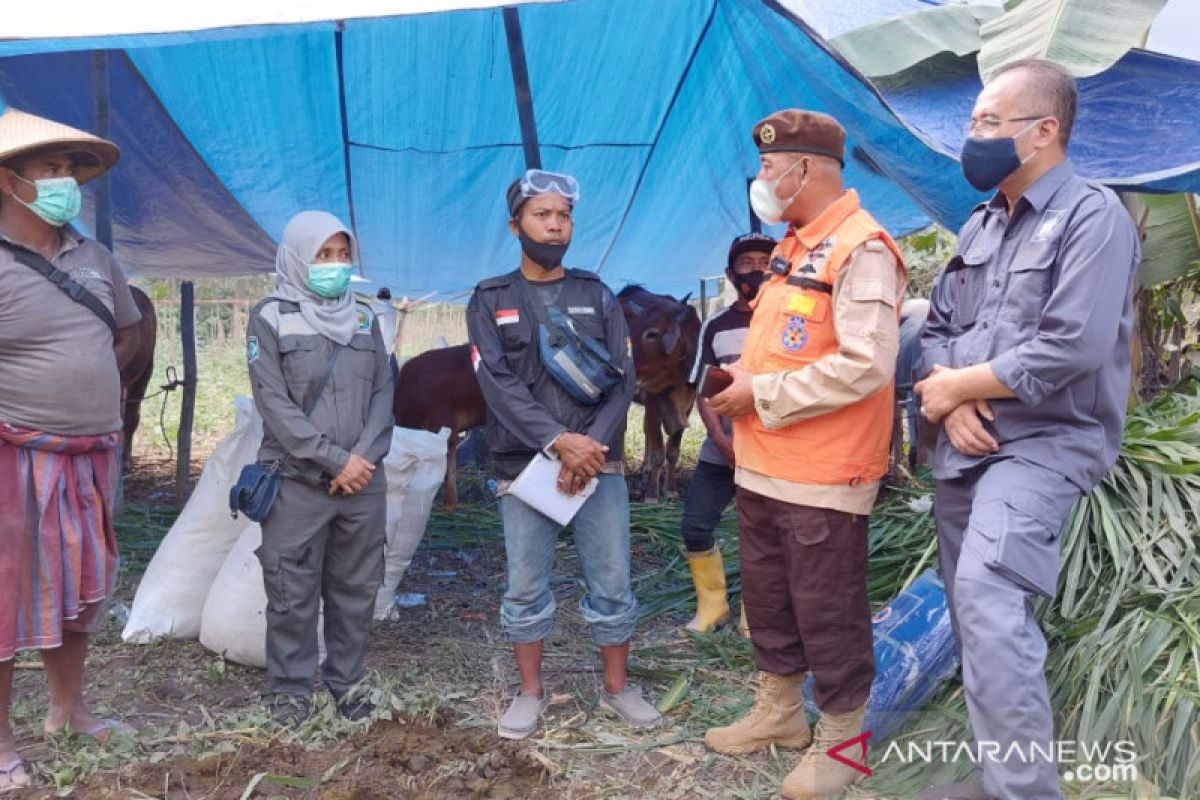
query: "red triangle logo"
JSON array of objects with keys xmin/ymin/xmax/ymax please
[{"xmin": 827, "ymin": 730, "xmax": 873, "ymax": 777}]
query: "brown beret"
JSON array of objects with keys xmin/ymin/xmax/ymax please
[{"xmin": 752, "ymin": 109, "xmax": 845, "ymax": 167}]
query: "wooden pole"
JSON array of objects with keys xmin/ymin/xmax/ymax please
[
  {"xmin": 92, "ymin": 51, "xmax": 113, "ymax": 250},
  {"xmin": 176, "ymin": 281, "xmax": 197, "ymax": 506}
]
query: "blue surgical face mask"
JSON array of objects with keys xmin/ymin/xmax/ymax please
[
  {"xmin": 960, "ymin": 120, "xmax": 1041, "ymax": 191},
  {"xmin": 306, "ymin": 262, "xmax": 352, "ymax": 298},
  {"xmin": 16, "ymin": 176, "xmax": 82, "ymax": 227}
]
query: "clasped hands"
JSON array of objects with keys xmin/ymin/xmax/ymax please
[
  {"xmin": 913, "ymin": 365, "xmax": 999, "ymax": 457},
  {"xmin": 552, "ymin": 432, "xmax": 608, "ymax": 496},
  {"xmin": 329, "ymin": 453, "xmax": 375, "ymax": 495}
]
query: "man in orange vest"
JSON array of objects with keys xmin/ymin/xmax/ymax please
[{"xmin": 705, "ymin": 109, "xmax": 907, "ymax": 800}]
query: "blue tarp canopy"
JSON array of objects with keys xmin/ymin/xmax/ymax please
[
  {"xmin": 0, "ymin": 0, "xmax": 1197, "ymax": 296},
  {"xmin": 877, "ymin": 47, "xmax": 1200, "ymax": 195}
]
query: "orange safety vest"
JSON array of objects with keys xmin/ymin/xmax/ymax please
[{"xmin": 733, "ymin": 190, "xmax": 906, "ymax": 486}]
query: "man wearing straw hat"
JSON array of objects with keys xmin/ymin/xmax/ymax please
[{"xmin": 0, "ymin": 107, "xmax": 142, "ymax": 791}]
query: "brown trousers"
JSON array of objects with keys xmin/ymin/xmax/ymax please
[{"xmin": 736, "ymin": 486, "xmax": 874, "ymax": 713}]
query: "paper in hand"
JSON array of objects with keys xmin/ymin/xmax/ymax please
[{"xmin": 507, "ymin": 453, "xmax": 598, "ymax": 526}]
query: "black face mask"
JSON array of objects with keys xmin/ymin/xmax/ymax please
[
  {"xmin": 733, "ymin": 271, "xmax": 766, "ymax": 301},
  {"xmin": 518, "ymin": 226, "xmax": 570, "ymax": 271},
  {"xmin": 960, "ymin": 119, "xmax": 1040, "ymax": 191}
]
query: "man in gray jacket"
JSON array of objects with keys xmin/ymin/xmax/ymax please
[
  {"xmin": 467, "ymin": 170, "xmax": 661, "ymax": 739},
  {"xmin": 914, "ymin": 60, "xmax": 1140, "ymax": 800}
]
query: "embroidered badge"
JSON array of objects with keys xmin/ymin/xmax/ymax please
[
  {"xmin": 780, "ymin": 315, "xmax": 808, "ymax": 352},
  {"xmin": 357, "ymin": 310, "xmax": 370, "ymax": 330},
  {"xmin": 247, "ymin": 335, "xmax": 259, "ymax": 363},
  {"xmin": 760, "ymin": 123, "xmax": 776, "ymax": 144},
  {"xmin": 567, "ymin": 306, "xmax": 596, "ymax": 315},
  {"xmin": 470, "ymin": 345, "xmax": 481, "ymax": 372},
  {"xmin": 1032, "ymin": 209, "xmax": 1066, "ymax": 243},
  {"xmin": 495, "ymin": 308, "xmax": 521, "ymax": 326},
  {"xmin": 770, "ymin": 255, "xmax": 791, "ymax": 276},
  {"xmin": 70, "ymin": 267, "xmax": 104, "ymax": 283}
]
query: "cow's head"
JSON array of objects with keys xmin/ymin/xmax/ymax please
[{"xmin": 617, "ymin": 286, "xmax": 701, "ymax": 393}]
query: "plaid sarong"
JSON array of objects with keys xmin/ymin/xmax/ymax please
[{"xmin": 0, "ymin": 423, "xmax": 121, "ymax": 661}]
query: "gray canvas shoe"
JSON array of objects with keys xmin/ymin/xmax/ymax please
[
  {"xmin": 599, "ymin": 685, "xmax": 664, "ymax": 729},
  {"xmin": 914, "ymin": 778, "xmax": 993, "ymax": 800},
  {"xmin": 498, "ymin": 691, "xmax": 548, "ymax": 740}
]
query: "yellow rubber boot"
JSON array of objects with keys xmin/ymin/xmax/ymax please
[
  {"xmin": 684, "ymin": 547, "xmax": 730, "ymax": 633},
  {"xmin": 781, "ymin": 704, "xmax": 869, "ymax": 799}
]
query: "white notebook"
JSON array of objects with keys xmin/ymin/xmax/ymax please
[{"xmin": 507, "ymin": 453, "xmax": 599, "ymax": 526}]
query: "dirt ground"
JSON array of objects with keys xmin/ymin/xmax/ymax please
[{"xmin": 7, "ymin": 453, "xmax": 815, "ymax": 800}]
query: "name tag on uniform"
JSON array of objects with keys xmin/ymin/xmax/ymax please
[
  {"xmin": 567, "ymin": 306, "xmax": 595, "ymax": 315},
  {"xmin": 495, "ymin": 308, "xmax": 520, "ymax": 325},
  {"xmin": 786, "ymin": 293, "xmax": 817, "ymax": 317}
]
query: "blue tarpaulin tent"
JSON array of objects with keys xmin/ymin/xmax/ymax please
[{"xmin": 1, "ymin": 0, "xmax": 1198, "ymax": 296}]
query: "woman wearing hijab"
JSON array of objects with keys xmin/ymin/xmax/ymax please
[{"xmin": 246, "ymin": 211, "xmax": 394, "ymax": 726}]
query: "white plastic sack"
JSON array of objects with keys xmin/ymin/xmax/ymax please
[
  {"xmin": 122, "ymin": 397, "xmax": 262, "ymax": 643},
  {"xmin": 373, "ymin": 426, "xmax": 449, "ymax": 619},
  {"xmin": 198, "ymin": 523, "xmax": 268, "ymax": 667},
  {"xmin": 198, "ymin": 523, "xmax": 326, "ymax": 668}
]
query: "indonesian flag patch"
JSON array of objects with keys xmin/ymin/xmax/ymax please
[
  {"xmin": 495, "ymin": 308, "xmax": 520, "ymax": 326},
  {"xmin": 470, "ymin": 345, "xmax": 481, "ymax": 372}
]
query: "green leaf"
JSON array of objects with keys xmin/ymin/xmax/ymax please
[
  {"xmin": 978, "ymin": 0, "xmax": 1168, "ymax": 80},
  {"xmin": 831, "ymin": 4, "xmax": 1001, "ymax": 78},
  {"xmin": 1136, "ymin": 194, "xmax": 1200, "ymax": 288}
]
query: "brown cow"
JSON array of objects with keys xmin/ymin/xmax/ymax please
[
  {"xmin": 119, "ymin": 286, "xmax": 158, "ymax": 470},
  {"xmin": 392, "ymin": 343, "xmax": 487, "ymax": 509},
  {"xmin": 617, "ymin": 286, "xmax": 701, "ymax": 503}
]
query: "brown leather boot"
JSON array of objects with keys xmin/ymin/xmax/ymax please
[
  {"xmin": 704, "ymin": 671, "xmax": 812, "ymax": 755},
  {"xmin": 780, "ymin": 703, "xmax": 868, "ymax": 799}
]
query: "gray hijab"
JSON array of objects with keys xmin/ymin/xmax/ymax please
[{"xmin": 270, "ymin": 211, "xmax": 360, "ymax": 346}]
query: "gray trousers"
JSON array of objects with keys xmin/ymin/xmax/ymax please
[
  {"xmin": 935, "ymin": 457, "xmax": 1081, "ymax": 800},
  {"xmin": 257, "ymin": 477, "xmax": 386, "ymax": 697}
]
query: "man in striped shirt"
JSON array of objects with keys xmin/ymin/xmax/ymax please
[{"xmin": 678, "ymin": 232, "xmax": 774, "ymax": 633}]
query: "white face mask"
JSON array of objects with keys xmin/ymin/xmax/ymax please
[{"xmin": 749, "ymin": 158, "xmax": 806, "ymax": 225}]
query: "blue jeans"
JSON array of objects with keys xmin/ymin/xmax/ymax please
[{"xmin": 498, "ymin": 474, "xmax": 637, "ymax": 646}]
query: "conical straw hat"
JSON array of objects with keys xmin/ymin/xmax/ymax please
[{"xmin": 0, "ymin": 107, "xmax": 119, "ymax": 184}]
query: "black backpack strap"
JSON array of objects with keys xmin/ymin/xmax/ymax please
[
  {"xmin": 0, "ymin": 240, "xmax": 117, "ymax": 332},
  {"xmin": 514, "ymin": 274, "xmax": 567, "ymax": 347}
]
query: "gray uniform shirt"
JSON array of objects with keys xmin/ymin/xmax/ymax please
[
  {"xmin": 918, "ymin": 160, "xmax": 1141, "ymax": 491},
  {"xmin": 0, "ymin": 229, "xmax": 141, "ymax": 435},
  {"xmin": 467, "ymin": 269, "xmax": 636, "ymax": 480},
  {"xmin": 247, "ymin": 299, "xmax": 394, "ymax": 491}
]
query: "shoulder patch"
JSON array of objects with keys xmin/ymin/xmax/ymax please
[
  {"xmin": 247, "ymin": 335, "xmax": 260, "ymax": 363},
  {"xmin": 477, "ymin": 272, "xmax": 516, "ymax": 291}
]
